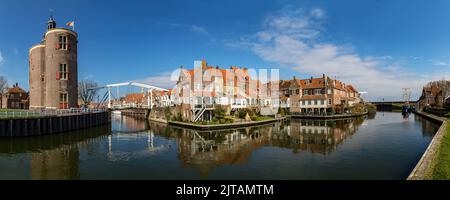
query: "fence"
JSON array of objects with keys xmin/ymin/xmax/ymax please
[{"xmin": 0, "ymin": 108, "xmax": 108, "ymax": 119}]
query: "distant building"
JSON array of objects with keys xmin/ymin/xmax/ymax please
[
  {"xmin": 173, "ymin": 60, "xmax": 258, "ymax": 121},
  {"xmin": 150, "ymin": 59, "xmax": 364, "ymax": 121},
  {"xmin": 289, "ymin": 75, "xmax": 361, "ymax": 114},
  {"xmin": 124, "ymin": 93, "xmax": 146, "ymax": 106},
  {"xmin": 263, "ymin": 80, "xmax": 291, "ymax": 109},
  {"xmin": 29, "ymin": 16, "xmax": 78, "ymax": 109},
  {"xmin": 417, "ymin": 80, "xmax": 450, "ymax": 110},
  {"xmin": 1, "ymin": 83, "xmax": 29, "ymax": 109}
]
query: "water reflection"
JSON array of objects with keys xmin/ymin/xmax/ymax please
[
  {"xmin": 415, "ymin": 115, "xmax": 440, "ymax": 136},
  {"xmin": 0, "ymin": 126, "xmax": 111, "ymax": 180},
  {"xmin": 148, "ymin": 117, "xmax": 365, "ymax": 176},
  {"xmin": 0, "ymin": 112, "xmax": 441, "ymax": 180}
]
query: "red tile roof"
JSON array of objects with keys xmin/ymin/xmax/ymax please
[
  {"xmin": 125, "ymin": 93, "xmax": 145, "ymax": 103},
  {"xmin": 7, "ymin": 85, "xmax": 27, "ymax": 94}
]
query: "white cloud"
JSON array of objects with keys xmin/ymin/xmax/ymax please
[
  {"xmin": 169, "ymin": 23, "xmax": 215, "ymax": 43},
  {"xmin": 0, "ymin": 51, "xmax": 3, "ymax": 65},
  {"xmin": 434, "ymin": 61, "xmax": 450, "ymax": 67},
  {"xmin": 310, "ymin": 8, "xmax": 325, "ymax": 18},
  {"xmin": 170, "ymin": 23, "xmax": 210, "ymax": 36},
  {"xmin": 225, "ymin": 7, "xmax": 450, "ymax": 101},
  {"xmin": 135, "ymin": 70, "xmax": 181, "ymax": 89},
  {"xmin": 190, "ymin": 25, "xmax": 210, "ymax": 36}
]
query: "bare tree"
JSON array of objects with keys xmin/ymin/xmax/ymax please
[
  {"xmin": 0, "ymin": 76, "xmax": 7, "ymax": 93},
  {"xmin": 0, "ymin": 76, "xmax": 8, "ymax": 109},
  {"xmin": 78, "ymin": 80, "xmax": 98, "ymax": 108},
  {"xmin": 440, "ymin": 78, "xmax": 450, "ymax": 107}
]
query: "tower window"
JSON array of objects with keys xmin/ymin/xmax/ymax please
[
  {"xmin": 59, "ymin": 64, "xmax": 68, "ymax": 80},
  {"xmin": 60, "ymin": 93, "xmax": 68, "ymax": 109},
  {"xmin": 58, "ymin": 35, "xmax": 68, "ymax": 50}
]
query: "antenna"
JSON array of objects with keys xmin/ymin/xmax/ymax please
[
  {"xmin": 402, "ymin": 88, "xmax": 411, "ymax": 105},
  {"xmin": 49, "ymin": 8, "xmax": 54, "ymax": 19}
]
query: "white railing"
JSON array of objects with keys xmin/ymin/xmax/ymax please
[
  {"xmin": 110, "ymin": 103, "xmax": 152, "ymax": 109},
  {"xmin": 0, "ymin": 108, "xmax": 108, "ymax": 119}
]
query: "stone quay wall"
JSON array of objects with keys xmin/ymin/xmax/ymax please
[{"xmin": 0, "ymin": 111, "xmax": 111, "ymax": 138}]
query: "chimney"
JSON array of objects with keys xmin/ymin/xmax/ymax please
[
  {"xmin": 202, "ymin": 59, "xmax": 207, "ymax": 70},
  {"xmin": 293, "ymin": 76, "xmax": 296, "ymax": 80}
]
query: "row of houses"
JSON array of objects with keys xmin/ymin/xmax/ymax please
[
  {"xmin": 417, "ymin": 80, "xmax": 450, "ymax": 110},
  {"xmin": 122, "ymin": 60, "xmax": 363, "ymax": 121}
]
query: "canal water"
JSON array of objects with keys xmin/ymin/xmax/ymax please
[{"xmin": 0, "ymin": 112, "xmax": 439, "ymax": 180}]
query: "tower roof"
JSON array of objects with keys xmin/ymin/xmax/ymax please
[{"xmin": 47, "ymin": 16, "xmax": 56, "ymax": 30}]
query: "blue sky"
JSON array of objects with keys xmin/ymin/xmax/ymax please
[{"xmin": 1, "ymin": 0, "xmax": 450, "ymax": 101}]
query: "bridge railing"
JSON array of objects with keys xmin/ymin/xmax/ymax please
[{"xmin": 0, "ymin": 108, "xmax": 108, "ymax": 119}]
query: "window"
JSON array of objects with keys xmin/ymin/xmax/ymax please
[
  {"xmin": 328, "ymin": 99, "xmax": 332, "ymax": 105},
  {"xmin": 58, "ymin": 35, "xmax": 69, "ymax": 50},
  {"xmin": 59, "ymin": 64, "xmax": 68, "ymax": 80},
  {"xmin": 59, "ymin": 93, "xmax": 68, "ymax": 109},
  {"xmin": 296, "ymin": 89, "xmax": 299, "ymax": 94},
  {"xmin": 304, "ymin": 90, "xmax": 308, "ymax": 95}
]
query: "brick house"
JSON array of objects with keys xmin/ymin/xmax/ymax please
[
  {"xmin": 173, "ymin": 60, "xmax": 258, "ymax": 121},
  {"xmin": 289, "ymin": 75, "xmax": 361, "ymax": 114},
  {"xmin": 1, "ymin": 83, "xmax": 29, "ymax": 109}
]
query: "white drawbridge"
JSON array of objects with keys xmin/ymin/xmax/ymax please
[{"xmin": 90, "ymin": 82, "xmax": 168, "ymax": 109}]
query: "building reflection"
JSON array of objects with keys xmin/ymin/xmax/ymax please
[
  {"xmin": 0, "ymin": 125, "xmax": 111, "ymax": 180},
  {"xmin": 150, "ymin": 117, "xmax": 366, "ymax": 177},
  {"xmin": 414, "ymin": 115, "xmax": 439, "ymax": 137},
  {"xmin": 112, "ymin": 113, "xmax": 149, "ymax": 133}
]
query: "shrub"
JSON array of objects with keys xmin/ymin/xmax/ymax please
[
  {"xmin": 224, "ymin": 116, "xmax": 235, "ymax": 123},
  {"xmin": 164, "ymin": 107, "xmax": 172, "ymax": 120},
  {"xmin": 349, "ymin": 103, "xmax": 367, "ymax": 114},
  {"xmin": 213, "ymin": 105, "xmax": 226, "ymax": 119},
  {"xmin": 278, "ymin": 107, "xmax": 287, "ymax": 116},
  {"xmin": 238, "ymin": 109, "xmax": 246, "ymax": 118},
  {"xmin": 237, "ymin": 108, "xmax": 254, "ymax": 119}
]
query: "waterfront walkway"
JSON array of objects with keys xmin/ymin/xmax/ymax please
[
  {"xmin": 290, "ymin": 112, "xmax": 368, "ymax": 119},
  {"xmin": 167, "ymin": 117, "xmax": 286, "ymax": 131},
  {"xmin": 408, "ymin": 111, "xmax": 448, "ymax": 180}
]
